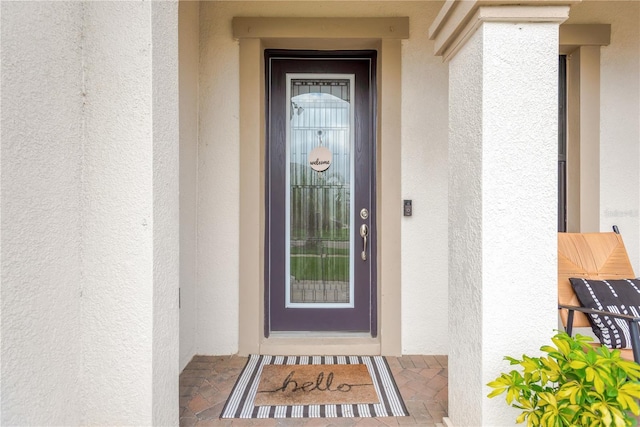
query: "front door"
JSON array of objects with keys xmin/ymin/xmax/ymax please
[{"xmin": 265, "ymin": 50, "xmax": 377, "ymax": 335}]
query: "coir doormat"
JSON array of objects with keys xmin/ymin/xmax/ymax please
[
  {"xmin": 254, "ymin": 363, "xmax": 379, "ymax": 406},
  {"xmin": 220, "ymin": 355, "xmax": 409, "ymax": 419}
]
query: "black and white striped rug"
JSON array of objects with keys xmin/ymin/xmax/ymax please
[{"xmin": 220, "ymin": 355, "xmax": 409, "ymax": 419}]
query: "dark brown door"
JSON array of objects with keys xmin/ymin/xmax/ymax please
[{"xmin": 265, "ymin": 50, "xmax": 377, "ymax": 334}]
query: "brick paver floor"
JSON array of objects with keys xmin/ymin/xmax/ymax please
[{"xmin": 179, "ymin": 355, "xmax": 448, "ymax": 427}]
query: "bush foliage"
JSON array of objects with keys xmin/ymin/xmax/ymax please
[{"xmin": 487, "ymin": 332, "xmax": 640, "ymax": 427}]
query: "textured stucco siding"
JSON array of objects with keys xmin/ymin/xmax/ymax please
[
  {"xmin": 179, "ymin": 0, "xmax": 200, "ymax": 372},
  {"xmin": 448, "ymin": 19, "xmax": 560, "ymax": 426},
  {"xmin": 1, "ymin": 2, "xmax": 179, "ymax": 425},
  {"xmin": 563, "ymin": 1, "xmax": 640, "ymax": 268},
  {"xmin": 400, "ymin": 2, "xmax": 449, "ymax": 355},
  {"xmin": 198, "ymin": 2, "xmax": 242, "ymax": 355},
  {"xmin": 481, "ymin": 21, "xmax": 559, "ymax": 426},
  {"xmin": 81, "ymin": 3, "xmax": 155, "ymax": 423},
  {"xmin": 448, "ymin": 25, "xmax": 484, "ymax": 427},
  {"xmin": 598, "ymin": 3, "xmax": 640, "ymax": 269},
  {"xmin": 1, "ymin": 3, "xmax": 84, "ymax": 425},
  {"xmin": 151, "ymin": 3, "xmax": 180, "ymax": 425}
]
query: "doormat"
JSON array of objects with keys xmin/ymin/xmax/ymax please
[
  {"xmin": 254, "ymin": 363, "xmax": 379, "ymax": 406},
  {"xmin": 220, "ymin": 355, "xmax": 409, "ymax": 419}
]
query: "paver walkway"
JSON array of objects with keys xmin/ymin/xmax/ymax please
[{"xmin": 180, "ymin": 355, "xmax": 448, "ymax": 426}]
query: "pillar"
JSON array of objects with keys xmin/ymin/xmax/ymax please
[
  {"xmin": 1, "ymin": 3, "xmax": 84, "ymax": 424},
  {"xmin": 429, "ymin": 3, "xmax": 573, "ymax": 425},
  {"xmin": 82, "ymin": 2, "xmax": 179, "ymax": 425},
  {"xmin": 568, "ymin": 46, "xmax": 601, "ymax": 232},
  {"xmin": 1, "ymin": 1, "xmax": 179, "ymax": 425}
]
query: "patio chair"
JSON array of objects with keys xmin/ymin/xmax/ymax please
[{"xmin": 558, "ymin": 230, "xmax": 640, "ymax": 363}]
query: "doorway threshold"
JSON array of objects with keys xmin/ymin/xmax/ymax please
[
  {"xmin": 269, "ymin": 331, "xmax": 372, "ymax": 338},
  {"xmin": 260, "ymin": 333, "xmax": 380, "ymax": 355}
]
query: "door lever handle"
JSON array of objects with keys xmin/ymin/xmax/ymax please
[{"xmin": 360, "ymin": 224, "xmax": 369, "ymax": 261}]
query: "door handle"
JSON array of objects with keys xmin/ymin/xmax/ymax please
[{"xmin": 360, "ymin": 224, "xmax": 369, "ymax": 261}]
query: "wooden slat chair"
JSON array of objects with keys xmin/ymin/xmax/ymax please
[{"xmin": 558, "ymin": 231, "xmax": 640, "ymax": 362}]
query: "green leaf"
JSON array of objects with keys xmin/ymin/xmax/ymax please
[
  {"xmin": 552, "ymin": 335, "xmax": 572, "ymax": 357},
  {"xmin": 487, "ymin": 387, "xmax": 506, "ymax": 399},
  {"xmin": 617, "ymin": 383, "xmax": 640, "ymax": 415},
  {"xmin": 593, "ymin": 402, "xmax": 613, "ymax": 426},
  {"xmin": 506, "ymin": 356, "xmax": 522, "ymax": 365},
  {"xmin": 487, "ymin": 376, "xmax": 510, "ymax": 388},
  {"xmin": 593, "ymin": 372, "xmax": 606, "ymax": 395},
  {"xmin": 570, "ymin": 360, "xmax": 588, "ymax": 370},
  {"xmin": 619, "ymin": 382, "xmax": 640, "ymax": 398},
  {"xmin": 489, "ymin": 332, "xmax": 640, "ymax": 427},
  {"xmin": 539, "ymin": 392, "xmax": 557, "ymax": 408},
  {"xmin": 558, "ymin": 381, "xmax": 581, "ymax": 405},
  {"xmin": 528, "ymin": 412, "xmax": 541, "ymax": 427},
  {"xmin": 573, "ymin": 333, "xmax": 596, "ymax": 345},
  {"xmin": 609, "ymin": 406, "xmax": 628, "ymax": 427},
  {"xmin": 618, "ymin": 360, "xmax": 640, "ymax": 380},
  {"xmin": 507, "ymin": 388, "xmax": 518, "ymax": 405}
]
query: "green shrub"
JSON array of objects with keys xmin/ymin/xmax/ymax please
[{"xmin": 487, "ymin": 332, "xmax": 640, "ymax": 426}]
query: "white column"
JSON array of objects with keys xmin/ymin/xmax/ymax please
[
  {"xmin": 151, "ymin": 2, "xmax": 180, "ymax": 425},
  {"xmin": 2, "ymin": 1, "xmax": 179, "ymax": 425},
  {"xmin": 1, "ymin": 3, "xmax": 84, "ymax": 425},
  {"xmin": 431, "ymin": 4, "xmax": 570, "ymax": 426},
  {"xmin": 82, "ymin": 2, "xmax": 179, "ymax": 425}
]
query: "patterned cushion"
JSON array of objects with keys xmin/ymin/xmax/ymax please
[{"xmin": 569, "ymin": 278, "xmax": 640, "ymax": 349}]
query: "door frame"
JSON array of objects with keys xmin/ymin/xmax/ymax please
[
  {"xmin": 234, "ymin": 17, "xmax": 408, "ymax": 356},
  {"xmin": 264, "ymin": 50, "xmax": 378, "ymax": 335}
]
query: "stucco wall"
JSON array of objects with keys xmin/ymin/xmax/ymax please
[
  {"xmin": 179, "ymin": 0, "xmax": 200, "ymax": 372},
  {"xmin": 81, "ymin": 4, "xmax": 154, "ymax": 422},
  {"xmin": 481, "ymin": 20, "xmax": 560, "ymax": 426},
  {"xmin": 1, "ymin": 3, "xmax": 83, "ymax": 424},
  {"xmin": 2, "ymin": 2, "xmax": 179, "ymax": 425},
  {"xmin": 150, "ymin": 4, "xmax": 180, "ymax": 424},
  {"xmin": 598, "ymin": 2, "xmax": 640, "ymax": 268},
  {"xmin": 448, "ymin": 25, "xmax": 484, "ymax": 427},
  {"xmin": 196, "ymin": 1, "xmax": 449, "ymax": 355},
  {"xmin": 448, "ymin": 17, "xmax": 561, "ymax": 426},
  {"xmin": 566, "ymin": 1, "xmax": 640, "ymax": 270},
  {"xmin": 400, "ymin": 3, "xmax": 449, "ymax": 355},
  {"xmin": 198, "ymin": 2, "xmax": 241, "ymax": 355},
  {"xmin": 82, "ymin": 3, "xmax": 179, "ymax": 424}
]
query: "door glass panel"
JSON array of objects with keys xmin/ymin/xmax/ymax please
[{"xmin": 285, "ymin": 74, "xmax": 355, "ymax": 308}]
